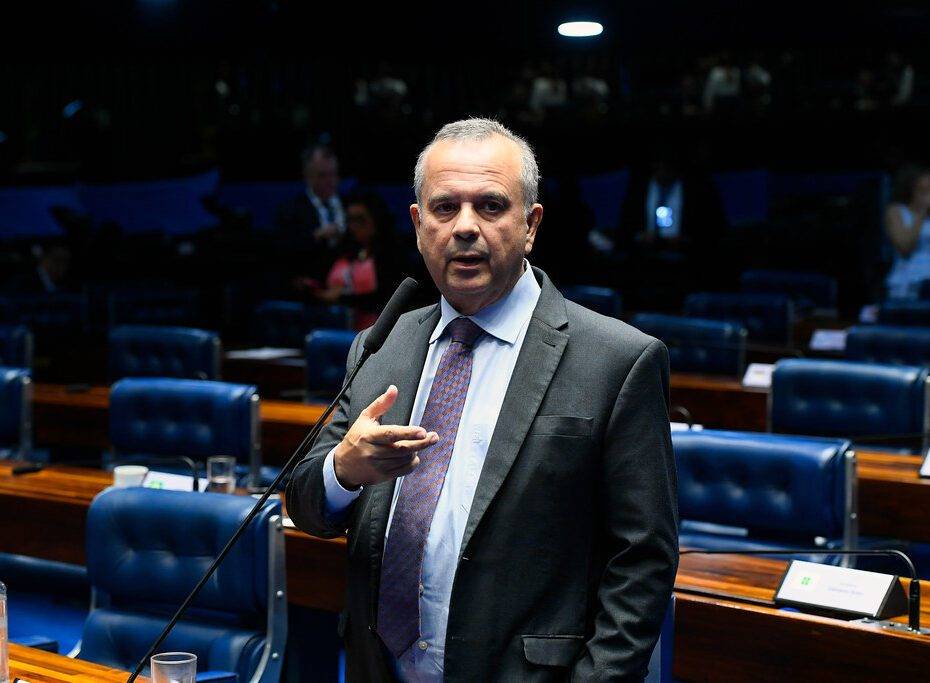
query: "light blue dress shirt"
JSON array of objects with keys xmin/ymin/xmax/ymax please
[{"xmin": 322, "ymin": 262, "xmax": 541, "ymax": 681}]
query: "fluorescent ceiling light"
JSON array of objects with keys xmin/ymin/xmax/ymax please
[{"xmin": 558, "ymin": 21, "xmax": 603, "ymax": 38}]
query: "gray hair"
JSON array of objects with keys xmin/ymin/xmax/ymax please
[{"xmin": 413, "ymin": 117, "xmax": 540, "ymax": 213}]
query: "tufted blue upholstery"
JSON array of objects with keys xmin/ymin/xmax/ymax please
[
  {"xmin": 846, "ymin": 325, "xmax": 930, "ymax": 367},
  {"xmin": 683, "ymin": 292, "xmax": 794, "ymax": 345},
  {"xmin": 254, "ymin": 301, "xmax": 350, "ymax": 348},
  {"xmin": 0, "ymin": 553, "xmax": 89, "ymax": 655},
  {"xmin": 0, "ymin": 325, "xmax": 33, "ymax": 368},
  {"xmin": 631, "ymin": 313, "xmax": 747, "ymax": 376},
  {"xmin": 109, "ymin": 325, "xmax": 221, "ymax": 381},
  {"xmin": 560, "ymin": 285, "xmax": 622, "ymax": 318},
  {"xmin": 771, "ymin": 359, "xmax": 929, "ymax": 452},
  {"xmin": 79, "ymin": 487, "xmax": 285, "ymax": 682},
  {"xmin": 0, "ymin": 366, "xmax": 31, "ymax": 454},
  {"xmin": 109, "ymin": 378, "xmax": 260, "ymax": 484},
  {"xmin": 305, "ymin": 329, "xmax": 357, "ymax": 394},
  {"xmin": 879, "ymin": 301, "xmax": 930, "ymax": 327},
  {"xmin": 740, "ymin": 269, "xmax": 838, "ymax": 312},
  {"xmin": 674, "ymin": 429, "xmax": 854, "ymax": 563}
]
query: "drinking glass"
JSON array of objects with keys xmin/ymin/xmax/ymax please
[
  {"xmin": 150, "ymin": 652, "xmax": 196, "ymax": 683},
  {"xmin": 206, "ymin": 455, "xmax": 236, "ymax": 494}
]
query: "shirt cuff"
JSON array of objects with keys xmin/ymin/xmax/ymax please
[{"xmin": 323, "ymin": 447, "xmax": 362, "ymax": 517}]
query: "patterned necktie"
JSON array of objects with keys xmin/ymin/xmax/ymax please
[{"xmin": 376, "ymin": 316, "xmax": 484, "ymax": 657}]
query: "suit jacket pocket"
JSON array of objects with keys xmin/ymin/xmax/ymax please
[
  {"xmin": 522, "ymin": 635, "xmax": 586, "ymax": 667},
  {"xmin": 528, "ymin": 415, "xmax": 593, "ymax": 438}
]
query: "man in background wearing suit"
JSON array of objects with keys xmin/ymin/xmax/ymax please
[
  {"xmin": 287, "ymin": 118, "xmax": 678, "ymax": 681},
  {"xmin": 276, "ymin": 145, "xmax": 346, "ymax": 280}
]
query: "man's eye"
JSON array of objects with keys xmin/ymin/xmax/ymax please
[
  {"xmin": 435, "ymin": 203, "xmax": 456, "ymax": 214},
  {"xmin": 482, "ymin": 201, "xmax": 504, "ymax": 213}
]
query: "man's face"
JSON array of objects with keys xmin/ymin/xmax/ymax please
[
  {"xmin": 305, "ymin": 153, "xmax": 339, "ymax": 200},
  {"xmin": 411, "ymin": 136, "xmax": 543, "ymax": 315}
]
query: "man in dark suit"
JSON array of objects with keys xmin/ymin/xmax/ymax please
[
  {"xmin": 287, "ymin": 118, "xmax": 678, "ymax": 681},
  {"xmin": 276, "ymin": 145, "xmax": 346, "ymax": 280}
]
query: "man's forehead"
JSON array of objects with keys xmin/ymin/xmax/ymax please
[{"xmin": 422, "ymin": 136, "xmax": 522, "ymax": 195}]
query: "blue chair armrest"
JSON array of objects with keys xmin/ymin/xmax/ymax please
[{"xmin": 197, "ymin": 671, "xmax": 239, "ymax": 682}]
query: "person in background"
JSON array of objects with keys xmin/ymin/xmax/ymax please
[
  {"xmin": 276, "ymin": 145, "xmax": 346, "ymax": 279},
  {"xmin": 301, "ymin": 192, "xmax": 403, "ymax": 330},
  {"xmin": 10, "ymin": 243, "xmax": 72, "ymax": 294},
  {"xmin": 885, "ymin": 165, "xmax": 930, "ymax": 300}
]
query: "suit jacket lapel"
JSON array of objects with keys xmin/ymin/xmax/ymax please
[
  {"xmin": 367, "ymin": 304, "xmax": 440, "ymax": 623},
  {"xmin": 459, "ymin": 269, "xmax": 569, "ymax": 557}
]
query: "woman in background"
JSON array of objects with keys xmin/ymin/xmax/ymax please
[{"xmin": 885, "ymin": 165, "xmax": 930, "ymax": 300}]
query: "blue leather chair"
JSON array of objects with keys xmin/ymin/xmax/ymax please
[
  {"xmin": 0, "ymin": 553, "xmax": 88, "ymax": 655},
  {"xmin": 846, "ymin": 325, "xmax": 930, "ymax": 367},
  {"xmin": 0, "ymin": 366, "xmax": 31, "ymax": 459},
  {"xmin": 878, "ymin": 301, "xmax": 930, "ymax": 327},
  {"xmin": 0, "ymin": 325, "xmax": 33, "ymax": 368},
  {"xmin": 631, "ymin": 313, "xmax": 747, "ymax": 376},
  {"xmin": 77, "ymin": 487, "xmax": 286, "ymax": 682},
  {"xmin": 683, "ymin": 292, "xmax": 794, "ymax": 345},
  {"xmin": 254, "ymin": 301, "xmax": 350, "ymax": 348},
  {"xmin": 674, "ymin": 429, "xmax": 856, "ymax": 565},
  {"xmin": 770, "ymin": 359, "xmax": 930, "ymax": 453},
  {"xmin": 740, "ymin": 269, "xmax": 838, "ymax": 314},
  {"xmin": 109, "ymin": 378, "xmax": 263, "ymax": 488},
  {"xmin": 107, "ymin": 288, "xmax": 200, "ymax": 328},
  {"xmin": 560, "ymin": 285, "xmax": 622, "ymax": 318},
  {"xmin": 109, "ymin": 325, "xmax": 221, "ymax": 381},
  {"xmin": 305, "ymin": 329, "xmax": 356, "ymax": 395}
]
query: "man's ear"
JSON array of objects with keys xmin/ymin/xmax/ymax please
[
  {"xmin": 524, "ymin": 203, "xmax": 543, "ymax": 255},
  {"xmin": 410, "ymin": 203, "xmax": 423, "ymax": 253}
]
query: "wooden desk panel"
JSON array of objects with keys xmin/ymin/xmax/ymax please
[
  {"xmin": 9, "ymin": 642, "xmax": 145, "ymax": 682},
  {"xmin": 668, "ymin": 374, "xmax": 769, "ymax": 431},
  {"xmin": 857, "ymin": 450, "xmax": 930, "ymax": 542}
]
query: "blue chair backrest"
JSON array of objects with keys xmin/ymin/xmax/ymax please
[
  {"xmin": 305, "ymin": 330, "xmax": 356, "ymax": 394},
  {"xmin": 673, "ymin": 429, "xmax": 854, "ymax": 554},
  {"xmin": 79, "ymin": 487, "xmax": 285, "ymax": 682},
  {"xmin": 684, "ymin": 292, "xmax": 794, "ymax": 345},
  {"xmin": 109, "ymin": 325, "xmax": 221, "ymax": 381},
  {"xmin": 254, "ymin": 301, "xmax": 350, "ymax": 348},
  {"xmin": 632, "ymin": 313, "xmax": 747, "ymax": 376},
  {"xmin": 108, "ymin": 288, "xmax": 200, "ymax": 327},
  {"xmin": 740, "ymin": 269, "xmax": 837, "ymax": 311},
  {"xmin": 0, "ymin": 325, "xmax": 33, "ymax": 368},
  {"xmin": 0, "ymin": 367, "xmax": 31, "ymax": 453},
  {"xmin": 561, "ymin": 285, "xmax": 622, "ymax": 318},
  {"xmin": 879, "ymin": 301, "xmax": 930, "ymax": 327},
  {"xmin": 771, "ymin": 359, "xmax": 929, "ymax": 452},
  {"xmin": 846, "ymin": 325, "xmax": 930, "ymax": 367},
  {"xmin": 109, "ymin": 378, "xmax": 260, "ymax": 483},
  {"xmin": 0, "ymin": 294, "xmax": 87, "ymax": 335}
]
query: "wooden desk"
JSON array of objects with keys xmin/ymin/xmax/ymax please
[
  {"xmin": 8, "ymin": 642, "xmax": 144, "ymax": 682},
  {"xmin": 674, "ymin": 552, "xmax": 930, "ymax": 681},
  {"xmin": 32, "ymin": 384, "xmax": 326, "ymax": 467}
]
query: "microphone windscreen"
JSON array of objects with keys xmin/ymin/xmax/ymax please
[{"xmin": 363, "ymin": 277, "xmax": 419, "ymax": 354}]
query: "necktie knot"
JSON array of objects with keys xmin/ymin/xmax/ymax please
[{"xmin": 447, "ymin": 317, "xmax": 483, "ymax": 347}]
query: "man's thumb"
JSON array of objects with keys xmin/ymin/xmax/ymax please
[{"xmin": 362, "ymin": 384, "xmax": 398, "ymax": 421}]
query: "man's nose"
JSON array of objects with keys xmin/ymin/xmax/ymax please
[{"xmin": 452, "ymin": 204, "xmax": 480, "ymax": 241}]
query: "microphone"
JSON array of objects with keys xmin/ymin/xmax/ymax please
[
  {"xmin": 126, "ymin": 277, "xmax": 419, "ymax": 682},
  {"xmin": 679, "ymin": 548, "xmax": 923, "ymax": 633}
]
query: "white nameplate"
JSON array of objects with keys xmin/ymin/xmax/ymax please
[
  {"xmin": 775, "ymin": 560, "xmax": 901, "ymax": 618},
  {"xmin": 742, "ymin": 363, "xmax": 774, "ymax": 388},
  {"xmin": 920, "ymin": 449, "xmax": 930, "ymax": 479},
  {"xmin": 670, "ymin": 422, "xmax": 704, "ymax": 432},
  {"xmin": 143, "ymin": 470, "xmax": 210, "ymax": 492},
  {"xmin": 809, "ymin": 329, "xmax": 847, "ymax": 352}
]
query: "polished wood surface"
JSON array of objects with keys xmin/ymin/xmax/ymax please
[
  {"xmin": 857, "ymin": 450, "xmax": 930, "ymax": 542},
  {"xmin": 8, "ymin": 642, "xmax": 145, "ymax": 682},
  {"xmin": 674, "ymin": 552, "xmax": 930, "ymax": 681},
  {"xmin": 32, "ymin": 383, "xmax": 326, "ymax": 466},
  {"xmin": 669, "ymin": 373, "xmax": 769, "ymax": 431}
]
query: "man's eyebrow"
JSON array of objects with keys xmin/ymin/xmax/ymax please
[
  {"xmin": 428, "ymin": 193, "xmax": 457, "ymax": 205},
  {"xmin": 477, "ymin": 191, "xmax": 510, "ymax": 204}
]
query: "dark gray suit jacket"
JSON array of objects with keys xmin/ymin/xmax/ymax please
[{"xmin": 286, "ymin": 267, "xmax": 679, "ymax": 681}]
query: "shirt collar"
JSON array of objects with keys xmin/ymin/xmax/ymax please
[{"xmin": 430, "ymin": 260, "xmax": 541, "ymax": 345}]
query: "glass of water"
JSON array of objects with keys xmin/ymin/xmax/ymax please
[
  {"xmin": 206, "ymin": 455, "xmax": 236, "ymax": 494},
  {"xmin": 150, "ymin": 652, "xmax": 196, "ymax": 683}
]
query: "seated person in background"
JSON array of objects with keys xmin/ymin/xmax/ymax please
[
  {"xmin": 276, "ymin": 144, "xmax": 346, "ymax": 279},
  {"xmin": 10, "ymin": 243, "xmax": 72, "ymax": 294},
  {"xmin": 297, "ymin": 192, "xmax": 403, "ymax": 330},
  {"xmin": 885, "ymin": 164, "xmax": 930, "ymax": 300}
]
